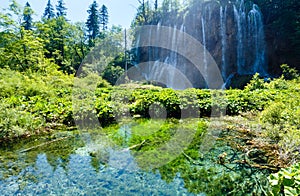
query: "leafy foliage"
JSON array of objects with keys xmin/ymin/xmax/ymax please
[
  {"xmin": 0, "ymin": 28, "xmax": 46, "ymax": 72},
  {"xmin": 102, "ymin": 65, "xmax": 124, "ymax": 85},
  {"xmin": 258, "ymin": 66, "xmax": 300, "ymax": 163},
  {"xmin": 268, "ymin": 163, "xmax": 300, "ymax": 196},
  {"xmin": 0, "ymin": 68, "xmax": 74, "ymax": 141},
  {"xmin": 132, "ymin": 0, "xmax": 184, "ymax": 26},
  {"xmin": 281, "ymin": 64, "xmax": 299, "ymax": 80},
  {"xmin": 0, "ymin": 0, "xmax": 116, "ymax": 74}
]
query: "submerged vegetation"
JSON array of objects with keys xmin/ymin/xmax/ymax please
[
  {"xmin": 0, "ymin": 0, "xmax": 300, "ymax": 195},
  {"xmin": 1, "ymin": 65, "xmax": 300, "ymax": 194}
]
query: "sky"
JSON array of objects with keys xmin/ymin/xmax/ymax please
[{"xmin": 1, "ymin": 0, "xmax": 162, "ymax": 28}]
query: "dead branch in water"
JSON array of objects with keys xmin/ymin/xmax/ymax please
[
  {"xmin": 20, "ymin": 136, "xmax": 71, "ymax": 153},
  {"xmin": 122, "ymin": 140, "xmax": 146, "ymax": 152}
]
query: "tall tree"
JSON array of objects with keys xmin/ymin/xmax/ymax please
[
  {"xmin": 134, "ymin": 0, "xmax": 151, "ymax": 25},
  {"xmin": 99, "ymin": 4, "xmax": 109, "ymax": 31},
  {"xmin": 0, "ymin": 3, "xmax": 45, "ymax": 72},
  {"xmin": 86, "ymin": 0, "xmax": 100, "ymax": 46},
  {"xmin": 68, "ymin": 22, "xmax": 89, "ymax": 71},
  {"xmin": 22, "ymin": 2, "xmax": 33, "ymax": 30},
  {"xmin": 54, "ymin": 17, "xmax": 67, "ymax": 70},
  {"xmin": 43, "ymin": 0, "xmax": 55, "ymax": 20},
  {"xmin": 154, "ymin": 0, "xmax": 158, "ymax": 11},
  {"xmin": 56, "ymin": 0, "xmax": 67, "ymax": 18},
  {"xmin": 54, "ymin": 0, "xmax": 68, "ymax": 71},
  {"xmin": 138, "ymin": 0, "xmax": 147, "ymax": 23},
  {"xmin": 162, "ymin": 0, "xmax": 171, "ymax": 13}
]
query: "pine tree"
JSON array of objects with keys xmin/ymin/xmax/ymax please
[
  {"xmin": 99, "ymin": 5, "xmax": 109, "ymax": 31},
  {"xmin": 55, "ymin": 0, "xmax": 67, "ymax": 69},
  {"xmin": 43, "ymin": 0, "xmax": 55, "ymax": 19},
  {"xmin": 56, "ymin": 0, "xmax": 67, "ymax": 18},
  {"xmin": 86, "ymin": 0, "xmax": 100, "ymax": 46},
  {"xmin": 22, "ymin": 2, "xmax": 33, "ymax": 30},
  {"xmin": 154, "ymin": 0, "xmax": 158, "ymax": 11}
]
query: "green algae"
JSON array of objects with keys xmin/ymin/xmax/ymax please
[{"xmin": 0, "ymin": 118, "xmax": 271, "ymax": 195}]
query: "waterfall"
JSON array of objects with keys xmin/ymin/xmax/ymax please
[
  {"xmin": 220, "ymin": 6, "xmax": 227, "ymax": 80},
  {"xmin": 147, "ymin": 26, "xmax": 153, "ymax": 76},
  {"xmin": 248, "ymin": 4, "xmax": 267, "ymax": 75},
  {"xmin": 135, "ymin": 32, "xmax": 140, "ymax": 62},
  {"xmin": 134, "ymin": 0, "xmax": 268, "ymax": 89},
  {"xmin": 201, "ymin": 17, "xmax": 208, "ymax": 83},
  {"xmin": 168, "ymin": 25, "xmax": 178, "ymax": 88},
  {"xmin": 234, "ymin": 0, "xmax": 246, "ymax": 74},
  {"xmin": 234, "ymin": 0, "xmax": 267, "ymax": 75},
  {"xmin": 155, "ymin": 22, "xmax": 161, "ymax": 58}
]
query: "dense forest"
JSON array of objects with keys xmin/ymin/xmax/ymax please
[
  {"xmin": 0, "ymin": 0, "xmax": 300, "ymax": 195},
  {"xmin": 0, "ymin": 0, "xmax": 123, "ymax": 75}
]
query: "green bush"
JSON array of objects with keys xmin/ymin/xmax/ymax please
[
  {"xmin": 102, "ymin": 65, "xmax": 124, "ymax": 85},
  {"xmin": 269, "ymin": 162, "xmax": 300, "ymax": 196},
  {"xmin": 281, "ymin": 64, "xmax": 299, "ymax": 80},
  {"xmin": 95, "ymin": 99, "xmax": 115, "ymax": 126},
  {"xmin": 0, "ymin": 99, "xmax": 45, "ymax": 140},
  {"xmin": 1, "ymin": 65, "xmax": 300, "ymax": 144},
  {"xmin": 0, "ymin": 68, "xmax": 75, "ymax": 140},
  {"xmin": 244, "ymin": 73, "xmax": 267, "ymax": 91},
  {"xmin": 261, "ymin": 102, "xmax": 285, "ymax": 125},
  {"xmin": 92, "ymin": 84, "xmax": 279, "ymax": 121}
]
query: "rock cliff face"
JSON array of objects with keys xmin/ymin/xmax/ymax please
[{"xmin": 134, "ymin": 0, "xmax": 268, "ymax": 89}]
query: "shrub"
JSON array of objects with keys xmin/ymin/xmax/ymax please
[
  {"xmin": 0, "ymin": 99, "xmax": 45, "ymax": 140},
  {"xmin": 281, "ymin": 64, "xmax": 299, "ymax": 80},
  {"xmin": 0, "ymin": 68, "xmax": 76, "ymax": 140},
  {"xmin": 261, "ymin": 102, "xmax": 285, "ymax": 125},
  {"xmin": 269, "ymin": 162, "xmax": 300, "ymax": 196},
  {"xmin": 102, "ymin": 65, "xmax": 124, "ymax": 85},
  {"xmin": 244, "ymin": 73, "xmax": 267, "ymax": 91}
]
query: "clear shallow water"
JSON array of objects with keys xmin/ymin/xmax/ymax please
[
  {"xmin": 0, "ymin": 119, "xmax": 270, "ymax": 195},
  {"xmin": 0, "ymin": 154, "xmax": 192, "ymax": 195}
]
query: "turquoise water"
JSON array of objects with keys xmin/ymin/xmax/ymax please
[
  {"xmin": 0, "ymin": 119, "xmax": 270, "ymax": 195},
  {"xmin": 0, "ymin": 154, "xmax": 192, "ymax": 195}
]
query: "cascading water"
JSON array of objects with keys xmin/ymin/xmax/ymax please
[
  {"xmin": 248, "ymin": 4, "xmax": 267, "ymax": 75},
  {"xmin": 234, "ymin": 0, "xmax": 246, "ymax": 74},
  {"xmin": 138, "ymin": 24, "xmax": 187, "ymax": 89},
  {"xmin": 155, "ymin": 22, "xmax": 161, "ymax": 58},
  {"xmin": 201, "ymin": 17, "xmax": 208, "ymax": 83},
  {"xmin": 233, "ymin": 0, "xmax": 267, "ymax": 75},
  {"xmin": 134, "ymin": 0, "xmax": 268, "ymax": 89},
  {"xmin": 167, "ymin": 25, "xmax": 178, "ymax": 88},
  {"xmin": 147, "ymin": 26, "xmax": 153, "ymax": 78},
  {"xmin": 220, "ymin": 5, "xmax": 228, "ymax": 79}
]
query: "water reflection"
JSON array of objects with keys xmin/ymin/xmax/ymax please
[
  {"xmin": 1, "ymin": 152, "xmax": 194, "ymax": 195},
  {"xmin": 0, "ymin": 119, "xmax": 270, "ymax": 195}
]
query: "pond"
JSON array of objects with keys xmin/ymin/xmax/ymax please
[{"xmin": 0, "ymin": 118, "xmax": 271, "ymax": 195}]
